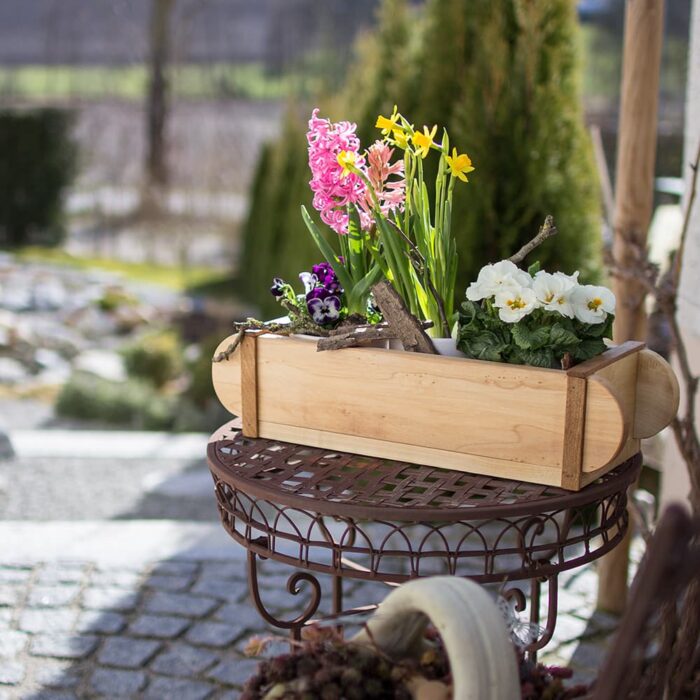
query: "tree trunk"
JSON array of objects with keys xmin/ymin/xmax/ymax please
[
  {"xmin": 145, "ymin": 0, "xmax": 174, "ymax": 197},
  {"xmin": 597, "ymin": 0, "xmax": 665, "ymax": 615}
]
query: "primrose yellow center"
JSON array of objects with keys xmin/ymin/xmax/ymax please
[
  {"xmin": 507, "ymin": 298, "xmax": 526, "ymax": 310},
  {"xmin": 588, "ymin": 297, "xmax": 603, "ymax": 311},
  {"xmin": 544, "ymin": 292, "xmax": 554, "ymax": 303}
]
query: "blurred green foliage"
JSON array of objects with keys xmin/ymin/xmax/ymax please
[
  {"xmin": 240, "ymin": 0, "xmax": 601, "ymax": 317},
  {"xmin": 0, "ymin": 108, "xmax": 77, "ymax": 246},
  {"xmin": 56, "ymin": 372, "xmax": 175, "ymax": 430},
  {"xmin": 121, "ymin": 330, "xmax": 184, "ymax": 389}
]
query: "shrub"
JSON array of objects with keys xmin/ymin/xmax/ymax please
[
  {"xmin": 0, "ymin": 108, "xmax": 77, "ymax": 247},
  {"xmin": 56, "ymin": 372, "xmax": 175, "ymax": 430},
  {"xmin": 239, "ymin": 0, "xmax": 600, "ymax": 313},
  {"xmin": 121, "ymin": 330, "xmax": 184, "ymax": 388}
]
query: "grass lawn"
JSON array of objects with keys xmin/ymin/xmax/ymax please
[
  {"xmin": 14, "ymin": 246, "xmax": 230, "ymax": 292},
  {"xmin": 0, "ymin": 63, "xmax": 318, "ymax": 102}
]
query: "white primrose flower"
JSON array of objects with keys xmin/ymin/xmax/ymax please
[
  {"xmin": 494, "ymin": 286, "xmax": 538, "ymax": 323},
  {"xmin": 532, "ymin": 270, "xmax": 579, "ymax": 318},
  {"xmin": 571, "ymin": 284, "xmax": 616, "ymax": 324},
  {"xmin": 466, "ymin": 260, "xmax": 533, "ymax": 301}
]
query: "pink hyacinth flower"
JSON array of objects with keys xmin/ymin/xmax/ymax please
[{"xmin": 306, "ymin": 109, "xmax": 368, "ymax": 235}]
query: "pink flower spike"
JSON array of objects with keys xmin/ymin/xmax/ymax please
[{"xmin": 306, "ymin": 109, "xmax": 368, "ymax": 235}]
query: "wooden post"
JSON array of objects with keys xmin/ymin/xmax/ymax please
[{"xmin": 597, "ymin": 0, "xmax": 665, "ymax": 614}]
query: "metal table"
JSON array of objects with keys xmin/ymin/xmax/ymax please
[{"xmin": 207, "ymin": 420, "xmax": 640, "ymax": 658}]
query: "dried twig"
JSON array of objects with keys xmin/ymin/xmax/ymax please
[{"xmin": 507, "ymin": 215, "xmax": 558, "ymax": 265}]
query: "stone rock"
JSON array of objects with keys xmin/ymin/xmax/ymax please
[
  {"xmin": 83, "ymin": 587, "xmax": 140, "ymax": 612},
  {"xmin": 90, "ymin": 668, "xmax": 147, "ymax": 696},
  {"xmin": 206, "ymin": 658, "xmax": 260, "ymax": 687},
  {"xmin": 129, "ymin": 614, "xmax": 191, "ymax": 639},
  {"xmin": 144, "ymin": 676, "xmax": 214, "ymax": 700},
  {"xmin": 98, "ymin": 638, "xmax": 161, "ymax": 669},
  {"xmin": 0, "ymin": 660, "xmax": 24, "ymax": 685},
  {"xmin": 185, "ymin": 621, "xmax": 241, "ymax": 648},
  {"xmin": 145, "ymin": 592, "xmax": 218, "ymax": 618},
  {"xmin": 76, "ymin": 611, "xmax": 127, "ymax": 634},
  {"xmin": 149, "ymin": 643, "xmax": 219, "ymax": 676},
  {"xmin": 30, "ymin": 634, "xmax": 98, "ymax": 660},
  {"xmin": 19, "ymin": 609, "xmax": 79, "ymax": 634},
  {"xmin": 0, "ymin": 630, "xmax": 28, "ymax": 657}
]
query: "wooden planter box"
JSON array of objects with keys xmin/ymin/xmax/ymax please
[{"xmin": 212, "ymin": 332, "xmax": 679, "ymax": 490}]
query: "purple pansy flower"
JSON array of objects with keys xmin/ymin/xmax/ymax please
[
  {"xmin": 270, "ymin": 277, "xmax": 286, "ymax": 297},
  {"xmin": 306, "ymin": 287, "xmax": 342, "ymax": 325}
]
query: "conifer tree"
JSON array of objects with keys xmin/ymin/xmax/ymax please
[{"xmin": 239, "ymin": 0, "xmax": 600, "ymax": 313}]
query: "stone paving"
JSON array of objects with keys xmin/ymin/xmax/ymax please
[{"xmin": 0, "ymin": 547, "xmax": 632, "ymax": 699}]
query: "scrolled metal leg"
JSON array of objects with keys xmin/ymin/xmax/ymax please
[
  {"xmin": 503, "ymin": 575, "xmax": 558, "ymax": 663},
  {"xmin": 247, "ymin": 550, "xmax": 322, "ymax": 644}
]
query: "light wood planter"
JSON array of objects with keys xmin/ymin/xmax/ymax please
[{"xmin": 212, "ymin": 332, "xmax": 679, "ymax": 490}]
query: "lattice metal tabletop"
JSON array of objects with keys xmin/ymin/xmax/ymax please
[{"xmin": 207, "ymin": 420, "xmax": 641, "ymax": 656}]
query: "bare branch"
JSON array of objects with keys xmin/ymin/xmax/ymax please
[{"xmin": 508, "ymin": 215, "xmax": 558, "ymax": 265}]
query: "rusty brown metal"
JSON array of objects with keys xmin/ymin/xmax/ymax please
[{"xmin": 207, "ymin": 421, "xmax": 641, "ymax": 656}]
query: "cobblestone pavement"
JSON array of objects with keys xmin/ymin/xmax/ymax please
[{"xmin": 0, "ymin": 546, "xmax": 635, "ymax": 699}]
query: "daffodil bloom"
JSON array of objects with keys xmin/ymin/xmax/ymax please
[
  {"xmin": 336, "ymin": 150, "xmax": 357, "ymax": 178},
  {"xmin": 412, "ymin": 125, "xmax": 438, "ymax": 158},
  {"xmin": 375, "ymin": 113, "xmax": 401, "ymax": 136},
  {"xmin": 391, "ymin": 129, "xmax": 409, "ymax": 149},
  {"xmin": 445, "ymin": 147, "xmax": 475, "ymax": 182}
]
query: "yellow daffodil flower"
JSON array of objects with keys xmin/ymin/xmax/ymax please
[
  {"xmin": 392, "ymin": 129, "xmax": 409, "ymax": 149},
  {"xmin": 445, "ymin": 147, "xmax": 475, "ymax": 182},
  {"xmin": 412, "ymin": 125, "xmax": 438, "ymax": 158},
  {"xmin": 376, "ymin": 114, "xmax": 400, "ymax": 135},
  {"xmin": 337, "ymin": 150, "xmax": 357, "ymax": 178}
]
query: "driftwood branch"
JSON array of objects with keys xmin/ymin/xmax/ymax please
[
  {"xmin": 508, "ymin": 215, "xmax": 558, "ymax": 264},
  {"xmin": 371, "ymin": 280, "xmax": 437, "ymax": 354},
  {"xmin": 318, "ymin": 320, "xmax": 433, "ymax": 351}
]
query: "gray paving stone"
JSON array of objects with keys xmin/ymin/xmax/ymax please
[
  {"xmin": 206, "ymin": 658, "xmax": 259, "ymax": 686},
  {"xmin": 91, "ymin": 571, "xmax": 142, "ymax": 588},
  {"xmin": 144, "ymin": 676, "xmax": 215, "ymax": 700},
  {"xmin": 219, "ymin": 692, "xmax": 242, "ymax": 700},
  {"xmin": 0, "ymin": 630, "xmax": 28, "ymax": 657},
  {"xmin": 145, "ymin": 574, "xmax": 194, "ymax": 592},
  {"xmin": 130, "ymin": 614, "xmax": 190, "ymax": 639},
  {"xmin": 27, "ymin": 692, "xmax": 78, "ymax": 700},
  {"xmin": 551, "ymin": 613, "xmax": 590, "ymax": 644},
  {"xmin": 150, "ymin": 643, "xmax": 219, "ymax": 676},
  {"xmin": 36, "ymin": 565, "xmax": 88, "ymax": 585},
  {"xmin": 0, "ymin": 608, "xmax": 12, "ymax": 628},
  {"xmin": 76, "ymin": 610, "xmax": 127, "ymax": 634},
  {"xmin": 191, "ymin": 577, "xmax": 245, "ymax": 602},
  {"xmin": 30, "ymin": 634, "xmax": 99, "ymax": 660},
  {"xmin": 587, "ymin": 610, "xmax": 619, "ymax": 633},
  {"xmin": 0, "ymin": 586, "xmax": 21, "ymax": 607},
  {"xmin": 145, "ymin": 592, "xmax": 219, "ymax": 618},
  {"xmin": 83, "ymin": 587, "xmax": 140, "ymax": 612},
  {"xmin": 90, "ymin": 667, "xmax": 147, "ymax": 696},
  {"xmin": 28, "ymin": 585, "xmax": 80, "ymax": 608},
  {"xmin": 199, "ymin": 563, "xmax": 245, "ymax": 580},
  {"xmin": 0, "ymin": 568, "xmax": 32, "ymax": 584},
  {"xmin": 186, "ymin": 621, "xmax": 241, "ymax": 648},
  {"xmin": 213, "ymin": 603, "xmax": 267, "ymax": 632},
  {"xmin": 34, "ymin": 660, "xmax": 82, "ymax": 689},
  {"xmin": 98, "ymin": 638, "xmax": 162, "ymax": 669},
  {"xmin": 150, "ymin": 561, "xmax": 199, "ymax": 577},
  {"xmin": 0, "ymin": 660, "xmax": 25, "ymax": 685},
  {"xmin": 569, "ymin": 639, "xmax": 609, "ymax": 670},
  {"xmin": 19, "ymin": 608, "xmax": 79, "ymax": 634}
]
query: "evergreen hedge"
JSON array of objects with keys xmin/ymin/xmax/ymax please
[
  {"xmin": 0, "ymin": 108, "xmax": 77, "ymax": 247},
  {"xmin": 240, "ymin": 0, "xmax": 601, "ymax": 317}
]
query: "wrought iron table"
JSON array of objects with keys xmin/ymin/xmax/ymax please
[{"xmin": 207, "ymin": 420, "xmax": 641, "ymax": 658}]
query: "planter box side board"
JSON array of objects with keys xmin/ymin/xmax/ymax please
[{"xmin": 210, "ymin": 333, "xmax": 679, "ymax": 490}]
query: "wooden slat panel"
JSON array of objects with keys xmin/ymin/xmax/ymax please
[
  {"xmin": 561, "ymin": 375, "xmax": 587, "ymax": 490},
  {"xmin": 240, "ymin": 333, "xmax": 259, "ymax": 438},
  {"xmin": 260, "ymin": 421, "xmax": 563, "ymax": 485},
  {"xmin": 256, "ymin": 336, "xmax": 568, "ymax": 467}
]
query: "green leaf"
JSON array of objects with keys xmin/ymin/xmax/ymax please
[
  {"xmin": 527, "ymin": 260, "xmax": 541, "ymax": 276},
  {"xmin": 510, "ymin": 347, "xmax": 556, "ymax": 368},
  {"xmin": 458, "ymin": 330, "xmax": 507, "ymax": 362},
  {"xmin": 572, "ymin": 338, "xmax": 607, "ymax": 361},
  {"xmin": 549, "ymin": 323, "xmax": 580, "ymax": 349},
  {"xmin": 300, "ymin": 206, "xmax": 353, "ymax": 292},
  {"xmin": 511, "ymin": 322, "xmax": 551, "ymax": 350}
]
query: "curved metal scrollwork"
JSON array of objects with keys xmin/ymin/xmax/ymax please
[{"xmin": 247, "ymin": 551, "xmax": 322, "ymax": 640}]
